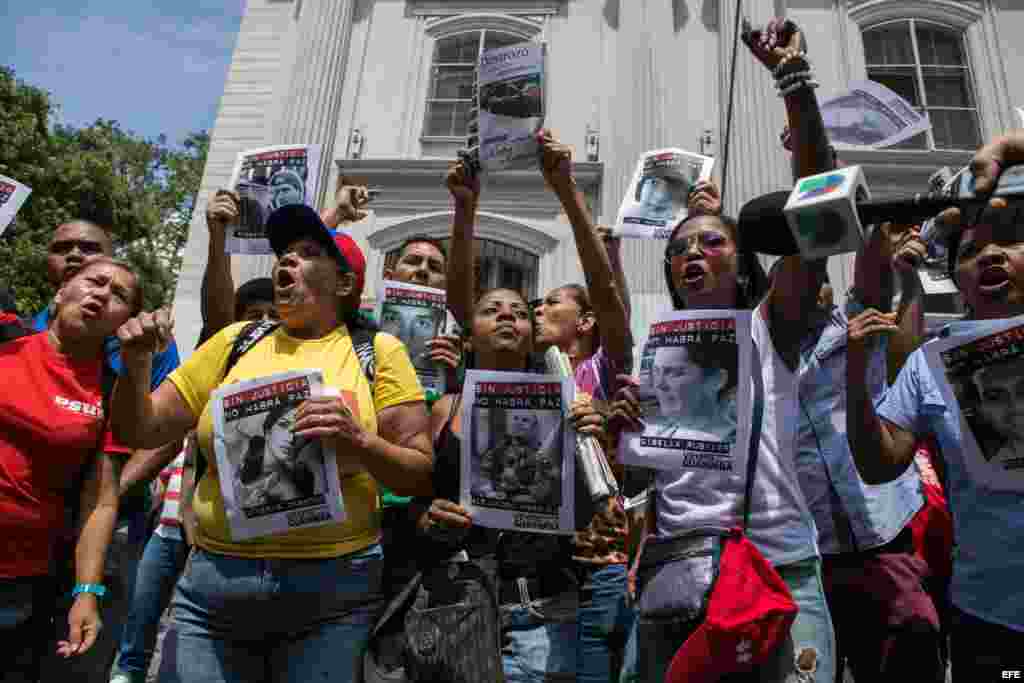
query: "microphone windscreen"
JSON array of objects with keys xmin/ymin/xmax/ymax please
[{"xmin": 737, "ymin": 190, "xmax": 799, "ymax": 256}]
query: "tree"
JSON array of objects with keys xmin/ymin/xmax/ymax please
[{"xmin": 0, "ymin": 66, "xmax": 208, "ymax": 313}]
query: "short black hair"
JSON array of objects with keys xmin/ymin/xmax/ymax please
[
  {"xmin": 396, "ymin": 235, "xmax": 447, "ymax": 264},
  {"xmin": 234, "ymin": 278, "xmax": 275, "ymax": 320}
]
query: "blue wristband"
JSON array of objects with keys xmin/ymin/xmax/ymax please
[{"xmin": 71, "ymin": 583, "xmax": 107, "ymax": 600}]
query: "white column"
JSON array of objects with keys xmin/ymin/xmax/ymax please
[{"xmin": 236, "ymin": 0, "xmax": 357, "ymax": 287}]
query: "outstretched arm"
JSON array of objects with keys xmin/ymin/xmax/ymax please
[
  {"xmin": 539, "ymin": 131, "xmax": 632, "ymax": 366},
  {"xmin": 445, "ymin": 161, "xmax": 481, "ymax": 327}
]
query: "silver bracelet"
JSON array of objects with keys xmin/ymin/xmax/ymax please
[
  {"xmin": 778, "ymin": 78, "xmax": 819, "ymax": 98},
  {"xmin": 776, "ymin": 70, "xmax": 813, "ymax": 90}
]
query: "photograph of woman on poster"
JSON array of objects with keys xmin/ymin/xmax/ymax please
[
  {"xmin": 956, "ymin": 355, "xmax": 1024, "ymax": 471},
  {"xmin": 642, "ymin": 339, "xmax": 738, "ymax": 442}
]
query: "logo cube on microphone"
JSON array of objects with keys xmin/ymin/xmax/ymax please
[{"xmin": 783, "ymin": 165, "xmax": 870, "ymax": 260}]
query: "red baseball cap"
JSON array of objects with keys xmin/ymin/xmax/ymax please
[
  {"xmin": 266, "ymin": 204, "xmax": 366, "ymax": 298},
  {"xmin": 665, "ymin": 529, "xmax": 798, "ymax": 683}
]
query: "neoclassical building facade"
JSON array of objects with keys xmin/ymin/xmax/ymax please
[{"xmin": 172, "ymin": 0, "xmax": 1023, "ymax": 358}]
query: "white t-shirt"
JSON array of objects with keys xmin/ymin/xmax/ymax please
[{"xmin": 656, "ymin": 302, "xmax": 819, "ymax": 566}]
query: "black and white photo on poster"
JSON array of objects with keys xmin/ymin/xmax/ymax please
[
  {"xmin": 925, "ymin": 317, "xmax": 1024, "ymax": 492},
  {"xmin": 375, "ymin": 280, "xmax": 450, "ymax": 395},
  {"xmin": 211, "ymin": 369, "xmax": 346, "ymax": 540},
  {"xmin": 619, "ymin": 310, "xmax": 752, "ymax": 472},
  {"xmin": 0, "ymin": 174, "xmax": 32, "ymax": 236},
  {"xmin": 477, "ymin": 41, "xmax": 546, "ymax": 171},
  {"xmin": 460, "ymin": 370, "xmax": 574, "ymax": 534},
  {"xmin": 614, "ymin": 149, "xmax": 715, "ymax": 239},
  {"xmin": 224, "ymin": 144, "xmax": 322, "ymax": 255}
]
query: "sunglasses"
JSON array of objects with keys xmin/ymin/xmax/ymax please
[{"xmin": 664, "ymin": 230, "xmax": 731, "ymax": 263}]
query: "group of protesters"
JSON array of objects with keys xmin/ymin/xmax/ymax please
[{"xmin": 1, "ymin": 16, "xmax": 1022, "ymax": 683}]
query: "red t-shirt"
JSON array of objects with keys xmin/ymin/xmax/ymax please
[{"xmin": 0, "ymin": 332, "xmax": 128, "ymax": 578}]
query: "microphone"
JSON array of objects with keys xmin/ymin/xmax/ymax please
[
  {"xmin": 738, "ymin": 164, "xmax": 1024, "ymax": 257},
  {"xmin": 544, "ymin": 346, "xmax": 620, "ymax": 502}
]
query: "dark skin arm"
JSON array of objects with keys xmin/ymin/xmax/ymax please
[
  {"xmin": 198, "ymin": 190, "xmax": 238, "ymax": 340},
  {"xmin": 444, "ymin": 162, "xmax": 481, "ymax": 328},
  {"xmin": 539, "ymin": 131, "xmax": 633, "ymax": 367},
  {"xmin": 742, "ymin": 18, "xmax": 831, "ymax": 367},
  {"xmin": 119, "ymin": 441, "xmax": 183, "ymax": 497}
]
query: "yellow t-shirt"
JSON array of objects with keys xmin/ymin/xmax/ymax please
[{"xmin": 169, "ymin": 322, "xmax": 425, "ymax": 559}]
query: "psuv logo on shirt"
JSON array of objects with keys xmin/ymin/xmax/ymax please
[{"xmin": 55, "ymin": 396, "xmax": 103, "ymax": 418}]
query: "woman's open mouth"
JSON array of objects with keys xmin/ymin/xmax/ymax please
[
  {"xmin": 682, "ymin": 263, "xmax": 706, "ymax": 287},
  {"xmin": 80, "ymin": 301, "xmax": 102, "ymax": 319}
]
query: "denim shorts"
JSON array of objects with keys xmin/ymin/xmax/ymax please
[{"xmin": 157, "ymin": 544, "xmax": 383, "ymax": 683}]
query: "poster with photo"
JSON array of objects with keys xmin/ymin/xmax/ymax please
[
  {"xmin": 619, "ymin": 310, "xmax": 752, "ymax": 472},
  {"xmin": 460, "ymin": 370, "xmax": 575, "ymax": 534},
  {"xmin": 0, "ymin": 175, "xmax": 32, "ymax": 236},
  {"xmin": 924, "ymin": 317, "xmax": 1024, "ymax": 492},
  {"xmin": 376, "ymin": 280, "xmax": 450, "ymax": 395},
  {"xmin": 614, "ymin": 149, "xmax": 715, "ymax": 239},
  {"xmin": 477, "ymin": 41, "xmax": 546, "ymax": 172},
  {"xmin": 210, "ymin": 369, "xmax": 345, "ymax": 540},
  {"xmin": 224, "ymin": 144, "xmax": 322, "ymax": 255}
]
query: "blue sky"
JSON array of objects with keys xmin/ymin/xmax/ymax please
[{"xmin": 2, "ymin": 0, "xmax": 245, "ymax": 147}]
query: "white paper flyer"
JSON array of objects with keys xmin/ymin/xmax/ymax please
[
  {"xmin": 619, "ymin": 310, "xmax": 752, "ymax": 472},
  {"xmin": 924, "ymin": 317, "xmax": 1024, "ymax": 492},
  {"xmin": 614, "ymin": 149, "xmax": 715, "ymax": 239},
  {"xmin": 224, "ymin": 144, "xmax": 322, "ymax": 255},
  {"xmin": 460, "ymin": 370, "xmax": 575, "ymax": 534},
  {"xmin": 376, "ymin": 279, "xmax": 451, "ymax": 395},
  {"xmin": 0, "ymin": 175, "xmax": 32, "ymax": 236},
  {"xmin": 478, "ymin": 41, "xmax": 546, "ymax": 172},
  {"xmin": 210, "ymin": 369, "xmax": 345, "ymax": 540}
]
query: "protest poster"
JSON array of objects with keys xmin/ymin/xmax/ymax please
[
  {"xmin": 924, "ymin": 318, "xmax": 1024, "ymax": 492},
  {"xmin": 478, "ymin": 41, "xmax": 545, "ymax": 172},
  {"xmin": 0, "ymin": 175, "xmax": 32, "ymax": 236},
  {"xmin": 224, "ymin": 144, "xmax": 322, "ymax": 255},
  {"xmin": 376, "ymin": 279, "xmax": 451, "ymax": 395},
  {"xmin": 210, "ymin": 369, "xmax": 345, "ymax": 540},
  {"xmin": 460, "ymin": 370, "xmax": 575, "ymax": 534},
  {"xmin": 619, "ymin": 310, "xmax": 752, "ymax": 472},
  {"xmin": 614, "ymin": 149, "xmax": 715, "ymax": 239},
  {"xmin": 820, "ymin": 80, "xmax": 931, "ymax": 150}
]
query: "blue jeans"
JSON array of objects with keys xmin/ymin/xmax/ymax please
[
  {"xmin": 115, "ymin": 529, "xmax": 190, "ymax": 676},
  {"xmin": 157, "ymin": 544, "xmax": 383, "ymax": 683},
  {"xmin": 578, "ymin": 564, "xmax": 636, "ymax": 683},
  {"xmin": 501, "ymin": 587, "xmax": 578, "ymax": 682},
  {"xmin": 621, "ymin": 557, "xmax": 836, "ymax": 683}
]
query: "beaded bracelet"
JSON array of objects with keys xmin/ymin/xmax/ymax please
[
  {"xmin": 772, "ymin": 50, "xmax": 808, "ymax": 79},
  {"xmin": 776, "ymin": 70, "xmax": 813, "ymax": 90},
  {"xmin": 779, "ymin": 78, "xmax": 820, "ymax": 98}
]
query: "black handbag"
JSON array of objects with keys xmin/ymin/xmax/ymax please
[{"xmin": 361, "ymin": 554, "xmax": 504, "ymax": 683}]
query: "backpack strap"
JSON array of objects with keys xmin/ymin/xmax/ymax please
[
  {"xmin": 225, "ymin": 320, "xmax": 281, "ymax": 378},
  {"xmin": 350, "ymin": 327, "xmax": 377, "ymax": 387},
  {"xmin": 742, "ymin": 340, "xmax": 766, "ymax": 532}
]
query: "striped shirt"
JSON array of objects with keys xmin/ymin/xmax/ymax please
[{"xmin": 154, "ymin": 452, "xmax": 185, "ymax": 537}]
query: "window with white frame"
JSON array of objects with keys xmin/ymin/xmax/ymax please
[
  {"xmin": 423, "ymin": 30, "xmax": 524, "ymax": 139},
  {"xmin": 862, "ymin": 20, "xmax": 981, "ymax": 151}
]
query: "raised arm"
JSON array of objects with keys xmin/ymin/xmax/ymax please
[
  {"xmin": 846, "ymin": 308, "xmax": 919, "ymax": 483},
  {"xmin": 111, "ymin": 309, "xmax": 196, "ymax": 449},
  {"xmin": 597, "ymin": 226, "xmax": 632, "ymax": 320},
  {"xmin": 539, "ymin": 131, "xmax": 632, "ymax": 366},
  {"xmin": 742, "ymin": 18, "xmax": 831, "ymax": 362},
  {"xmin": 887, "ymin": 225, "xmax": 928, "ymax": 380},
  {"xmin": 198, "ymin": 190, "xmax": 238, "ymax": 342},
  {"xmin": 444, "ymin": 161, "xmax": 481, "ymax": 327}
]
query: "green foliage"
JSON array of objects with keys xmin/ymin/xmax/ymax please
[{"xmin": 0, "ymin": 65, "xmax": 209, "ymax": 313}]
